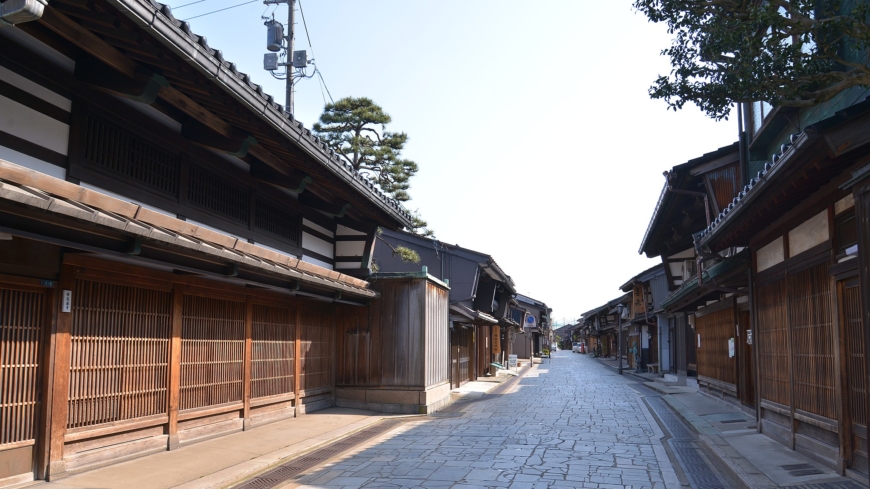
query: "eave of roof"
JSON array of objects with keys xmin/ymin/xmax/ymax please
[
  {"xmin": 106, "ymin": 0, "xmax": 413, "ymax": 228},
  {"xmin": 695, "ymin": 132, "xmax": 808, "ymax": 249},
  {"xmin": 659, "ymin": 256, "xmax": 745, "ymax": 310},
  {"xmin": 639, "ymin": 142, "xmax": 739, "ymax": 257},
  {"xmin": 0, "ymin": 159, "xmax": 377, "ymax": 298},
  {"xmin": 379, "ymin": 228, "xmax": 516, "ymax": 290},
  {"xmin": 618, "ymin": 263, "xmax": 664, "ymax": 292}
]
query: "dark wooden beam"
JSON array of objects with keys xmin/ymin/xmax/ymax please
[
  {"xmin": 74, "ymin": 55, "xmax": 167, "ymax": 104},
  {"xmin": 182, "ymin": 121, "xmax": 255, "ymax": 157},
  {"xmin": 299, "ymin": 192, "xmax": 351, "ymax": 217},
  {"xmin": 249, "ymin": 160, "xmax": 311, "ymax": 193},
  {"xmin": 40, "ymin": 7, "xmax": 233, "ymax": 139}
]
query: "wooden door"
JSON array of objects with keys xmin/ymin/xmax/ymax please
[
  {"xmin": 738, "ymin": 310, "xmax": 755, "ymax": 408},
  {"xmin": 0, "ymin": 283, "xmax": 47, "ymax": 484},
  {"xmin": 840, "ymin": 278, "xmax": 868, "ymax": 476},
  {"xmin": 462, "ymin": 328, "xmax": 473, "ymax": 383},
  {"xmin": 450, "ymin": 328, "xmax": 459, "ymax": 389}
]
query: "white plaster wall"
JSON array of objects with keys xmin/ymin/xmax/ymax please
[
  {"xmin": 0, "ymin": 95, "xmax": 69, "ymax": 154},
  {"xmin": 756, "ymin": 236, "xmax": 784, "ymax": 272},
  {"xmin": 788, "ymin": 211, "xmax": 828, "ymax": 257}
]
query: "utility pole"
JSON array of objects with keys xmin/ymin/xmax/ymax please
[{"xmin": 285, "ymin": 0, "xmax": 295, "ymax": 113}]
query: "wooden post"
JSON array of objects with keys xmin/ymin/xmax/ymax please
[
  {"xmin": 46, "ymin": 265, "xmax": 74, "ymax": 480},
  {"xmin": 835, "ymin": 280, "xmax": 852, "ymax": 473},
  {"xmin": 36, "ymin": 286, "xmax": 57, "ymax": 480},
  {"xmin": 243, "ymin": 296, "xmax": 253, "ymax": 428},
  {"xmin": 166, "ymin": 285, "xmax": 183, "ymax": 450},
  {"xmin": 294, "ymin": 308, "xmax": 301, "ymax": 416}
]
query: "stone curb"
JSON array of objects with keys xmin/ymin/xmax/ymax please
[{"xmin": 661, "ymin": 395, "xmax": 777, "ymax": 489}]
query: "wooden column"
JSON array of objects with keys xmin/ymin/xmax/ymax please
[
  {"xmin": 46, "ymin": 265, "xmax": 74, "ymax": 480},
  {"xmin": 36, "ymin": 287, "xmax": 57, "ymax": 480},
  {"xmin": 294, "ymin": 308, "xmax": 301, "ymax": 416},
  {"xmin": 242, "ymin": 296, "xmax": 253, "ymax": 428},
  {"xmin": 166, "ymin": 285, "xmax": 183, "ymax": 450}
]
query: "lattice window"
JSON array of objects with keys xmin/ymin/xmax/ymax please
[
  {"xmin": 835, "ymin": 209, "xmax": 857, "ymax": 256},
  {"xmin": 298, "ymin": 309, "xmax": 332, "ymax": 393},
  {"xmin": 255, "ymin": 199, "xmax": 300, "ymax": 246},
  {"xmin": 789, "ymin": 263, "xmax": 836, "ymax": 420},
  {"xmin": 705, "ymin": 163, "xmax": 741, "ymax": 213},
  {"xmin": 843, "ymin": 282, "xmax": 866, "ymax": 427},
  {"xmin": 187, "ymin": 166, "xmax": 250, "ymax": 223},
  {"xmin": 68, "ymin": 280, "xmax": 171, "ymax": 429},
  {"xmin": 251, "ymin": 305, "xmax": 295, "ymax": 399},
  {"xmin": 0, "ymin": 287, "xmax": 43, "ymax": 446},
  {"xmin": 757, "ymin": 277, "xmax": 790, "ymax": 407},
  {"xmin": 180, "ymin": 295, "xmax": 245, "ymax": 410},
  {"xmin": 82, "ymin": 114, "xmax": 180, "ymax": 196}
]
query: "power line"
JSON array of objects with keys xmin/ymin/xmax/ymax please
[
  {"xmin": 173, "ymin": 0, "xmax": 208, "ymax": 10},
  {"xmin": 297, "ymin": 0, "xmax": 334, "ymax": 105},
  {"xmin": 316, "ymin": 69, "xmax": 334, "ymax": 104},
  {"xmin": 183, "ymin": 0, "xmax": 257, "ymax": 21},
  {"xmin": 297, "ymin": 0, "xmax": 315, "ymax": 58}
]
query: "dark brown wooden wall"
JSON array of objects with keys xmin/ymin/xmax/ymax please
[{"xmin": 696, "ymin": 306, "xmax": 737, "ymax": 387}]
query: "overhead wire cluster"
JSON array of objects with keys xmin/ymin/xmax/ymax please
[{"xmin": 175, "ymin": 0, "xmax": 334, "ymax": 106}]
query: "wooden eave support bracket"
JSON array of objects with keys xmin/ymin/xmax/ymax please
[
  {"xmin": 40, "ymin": 8, "xmax": 230, "ymax": 136},
  {"xmin": 299, "ymin": 193, "xmax": 351, "ymax": 218},
  {"xmin": 249, "ymin": 160, "xmax": 311, "ymax": 193},
  {"xmin": 40, "ymin": 7, "xmax": 294, "ymax": 177},
  {"xmin": 182, "ymin": 121, "xmax": 257, "ymax": 158},
  {"xmin": 75, "ymin": 56, "xmax": 169, "ymax": 104}
]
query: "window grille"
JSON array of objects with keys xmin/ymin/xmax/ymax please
[
  {"xmin": 0, "ymin": 286, "xmax": 43, "ymax": 445},
  {"xmin": 82, "ymin": 114, "xmax": 180, "ymax": 196},
  {"xmin": 67, "ymin": 280, "xmax": 171, "ymax": 429},
  {"xmin": 187, "ymin": 165, "xmax": 250, "ymax": 223},
  {"xmin": 255, "ymin": 199, "xmax": 300, "ymax": 246}
]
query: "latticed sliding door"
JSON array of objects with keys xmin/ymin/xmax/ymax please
[
  {"xmin": 298, "ymin": 309, "xmax": 333, "ymax": 394},
  {"xmin": 841, "ymin": 278, "xmax": 868, "ymax": 475},
  {"xmin": 696, "ymin": 307, "xmax": 736, "ymax": 387},
  {"xmin": 756, "ymin": 277, "xmax": 790, "ymax": 408},
  {"xmin": 788, "ymin": 263, "xmax": 837, "ymax": 420},
  {"xmin": 68, "ymin": 280, "xmax": 171, "ymax": 429},
  {"xmin": 251, "ymin": 305, "xmax": 295, "ymax": 399},
  {"xmin": 0, "ymin": 285, "xmax": 44, "ymax": 480},
  {"xmin": 180, "ymin": 295, "xmax": 245, "ymax": 410}
]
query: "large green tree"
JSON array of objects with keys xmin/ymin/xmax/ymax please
[
  {"xmin": 635, "ymin": 0, "xmax": 870, "ymax": 120},
  {"xmin": 313, "ymin": 97, "xmax": 418, "ymax": 201}
]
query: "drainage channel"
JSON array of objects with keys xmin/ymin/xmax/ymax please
[
  {"xmin": 628, "ymin": 380, "xmax": 729, "ymax": 489},
  {"xmin": 231, "ymin": 418, "xmax": 407, "ymax": 489}
]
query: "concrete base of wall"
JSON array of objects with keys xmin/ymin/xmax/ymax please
[{"xmin": 335, "ymin": 383, "xmax": 451, "ymax": 415}]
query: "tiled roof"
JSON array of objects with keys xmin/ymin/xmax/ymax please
[
  {"xmin": 0, "ymin": 159, "xmax": 377, "ymax": 298},
  {"xmin": 106, "ymin": 0, "xmax": 412, "ymax": 225},
  {"xmin": 696, "ymin": 132, "xmax": 804, "ymax": 245}
]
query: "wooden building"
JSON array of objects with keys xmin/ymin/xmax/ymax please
[
  {"xmin": 581, "ymin": 293, "xmax": 630, "ymax": 360},
  {"xmin": 509, "ymin": 294, "xmax": 552, "ymax": 359},
  {"xmin": 639, "ymin": 144, "xmax": 744, "ymax": 382},
  {"xmin": 691, "ymin": 93, "xmax": 870, "ymax": 480},
  {"xmin": 618, "ymin": 265, "xmax": 666, "ymax": 373},
  {"xmin": 0, "ymin": 0, "xmax": 414, "ymax": 485},
  {"xmin": 335, "ymin": 271, "xmax": 450, "ymax": 414},
  {"xmin": 371, "ymin": 229, "xmax": 517, "ymax": 387}
]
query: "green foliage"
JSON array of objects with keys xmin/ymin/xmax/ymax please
[
  {"xmin": 393, "ymin": 245, "xmax": 421, "ymax": 264},
  {"xmin": 634, "ymin": 0, "xmax": 870, "ymax": 120},
  {"xmin": 313, "ymin": 97, "xmax": 418, "ymax": 202},
  {"xmin": 409, "ymin": 211, "xmax": 435, "ymax": 238}
]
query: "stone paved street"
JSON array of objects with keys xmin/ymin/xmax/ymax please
[{"xmin": 286, "ymin": 352, "xmax": 682, "ymax": 488}]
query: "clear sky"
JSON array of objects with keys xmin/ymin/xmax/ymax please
[{"xmin": 166, "ymin": 0, "xmax": 737, "ymax": 324}]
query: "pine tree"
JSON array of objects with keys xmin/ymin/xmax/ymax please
[{"xmin": 313, "ymin": 97, "xmax": 418, "ymax": 202}]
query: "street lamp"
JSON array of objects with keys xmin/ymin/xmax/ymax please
[{"xmin": 616, "ymin": 303, "xmax": 626, "ymax": 375}]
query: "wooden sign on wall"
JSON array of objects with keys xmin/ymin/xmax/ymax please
[
  {"xmin": 492, "ymin": 326, "xmax": 501, "ymax": 355},
  {"xmin": 632, "ymin": 284, "xmax": 645, "ymax": 318}
]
